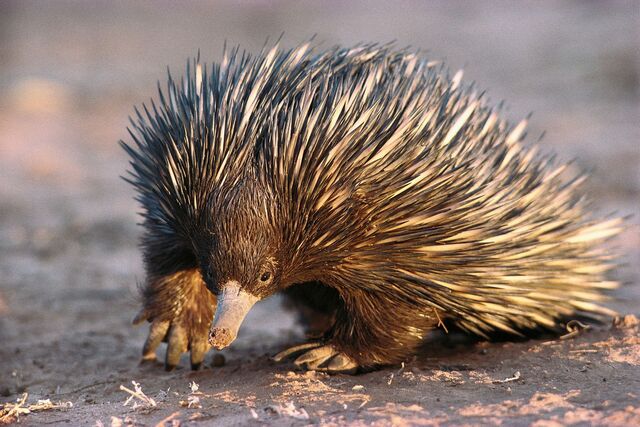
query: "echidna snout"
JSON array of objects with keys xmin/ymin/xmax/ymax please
[
  {"xmin": 208, "ymin": 328, "xmax": 233, "ymax": 350},
  {"xmin": 208, "ymin": 281, "xmax": 259, "ymax": 350}
]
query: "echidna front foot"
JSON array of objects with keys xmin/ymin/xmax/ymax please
[
  {"xmin": 134, "ymin": 268, "xmax": 216, "ymax": 371},
  {"xmin": 136, "ymin": 316, "xmax": 209, "ymax": 372},
  {"xmin": 273, "ymin": 342, "xmax": 359, "ymax": 374}
]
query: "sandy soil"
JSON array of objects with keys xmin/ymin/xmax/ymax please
[{"xmin": 1, "ymin": 1, "xmax": 639, "ymax": 425}]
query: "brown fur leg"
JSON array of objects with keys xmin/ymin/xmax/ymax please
[{"xmin": 327, "ymin": 289, "xmax": 439, "ymax": 369}]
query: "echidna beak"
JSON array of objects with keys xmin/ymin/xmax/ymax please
[{"xmin": 208, "ymin": 281, "xmax": 258, "ymax": 350}]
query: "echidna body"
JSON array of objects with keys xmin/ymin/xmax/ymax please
[{"xmin": 122, "ymin": 43, "xmax": 621, "ymax": 372}]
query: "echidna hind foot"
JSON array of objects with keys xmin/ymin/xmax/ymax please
[
  {"xmin": 277, "ymin": 288, "xmax": 443, "ymax": 373},
  {"xmin": 273, "ymin": 342, "xmax": 358, "ymax": 374}
]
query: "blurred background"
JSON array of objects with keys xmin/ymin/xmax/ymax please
[{"xmin": 0, "ymin": 0, "xmax": 638, "ymax": 407}]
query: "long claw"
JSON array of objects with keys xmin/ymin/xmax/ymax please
[
  {"xmin": 132, "ymin": 309, "xmax": 150, "ymax": 325},
  {"xmin": 276, "ymin": 343, "xmax": 360, "ymax": 374},
  {"xmin": 190, "ymin": 336, "xmax": 210, "ymax": 371},
  {"xmin": 165, "ymin": 324, "xmax": 188, "ymax": 371},
  {"xmin": 324, "ymin": 353, "xmax": 358, "ymax": 374},
  {"xmin": 142, "ymin": 320, "xmax": 170, "ymax": 362},
  {"xmin": 294, "ymin": 345, "xmax": 336, "ymax": 370},
  {"xmin": 272, "ymin": 342, "xmax": 322, "ymax": 362}
]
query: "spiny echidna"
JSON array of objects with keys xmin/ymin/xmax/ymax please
[{"xmin": 122, "ymin": 42, "xmax": 622, "ymax": 373}]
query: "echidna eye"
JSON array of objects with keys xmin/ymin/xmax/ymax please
[{"xmin": 260, "ymin": 271, "xmax": 271, "ymax": 282}]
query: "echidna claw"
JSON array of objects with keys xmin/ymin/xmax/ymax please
[
  {"xmin": 294, "ymin": 345, "xmax": 335, "ymax": 369},
  {"xmin": 274, "ymin": 342, "xmax": 358, "ymax": 374},
  {"xmin": 189, "ymin": 334, "xmax": 210, "ymax": 371},
  {"xmin": 141, "ymin": 319, "xmax": 170, "ymax": 362},
  {"xmin": 165, "ymin": 324, "xmax": 188, "ymax": 371},
  {"xmin": 272, "ymin": 342, "xmax": 322, "ymax": 362},
  {"xmin": 132, "ymin": 308, "xmax": 150, "ymax": 325},
  {"xmin": 325, "ymin": 353, "xmax": 358, "ymax": 374}
]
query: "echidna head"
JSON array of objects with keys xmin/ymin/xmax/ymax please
[{"xmin": 198, "ymin": 179, "xmax": 283, "ymax": 350}]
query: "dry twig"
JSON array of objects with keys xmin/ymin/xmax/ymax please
[
  {"xmin": 0, "ymin": 393, "xmax": 72, "ymax": 424},
  {"xmin": 560, "ymin": 320, "xmax": 591, "ymax": 340},
  {"xmin": 179, "ymin": 381, "xmax": 203, "ymax": 409},
  {"xmin": 120, "ymin": 381, "xmax": 157, "ymax": 410},
  {"xmin": 492, "ymin": 371, "xmax": 521, "ymax": 384},
  {"xmin": 264, "ymin": 402, "xmax": 309, "ymax": 420}
]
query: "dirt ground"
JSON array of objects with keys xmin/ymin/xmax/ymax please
[{"xmin": 1, "ymin": 1, "xmax": 639, "ymax": 425}]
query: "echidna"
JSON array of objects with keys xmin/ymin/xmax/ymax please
[{"xmin": 122, "ymin": 43, "xmax": 621, "ymax": 373}]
